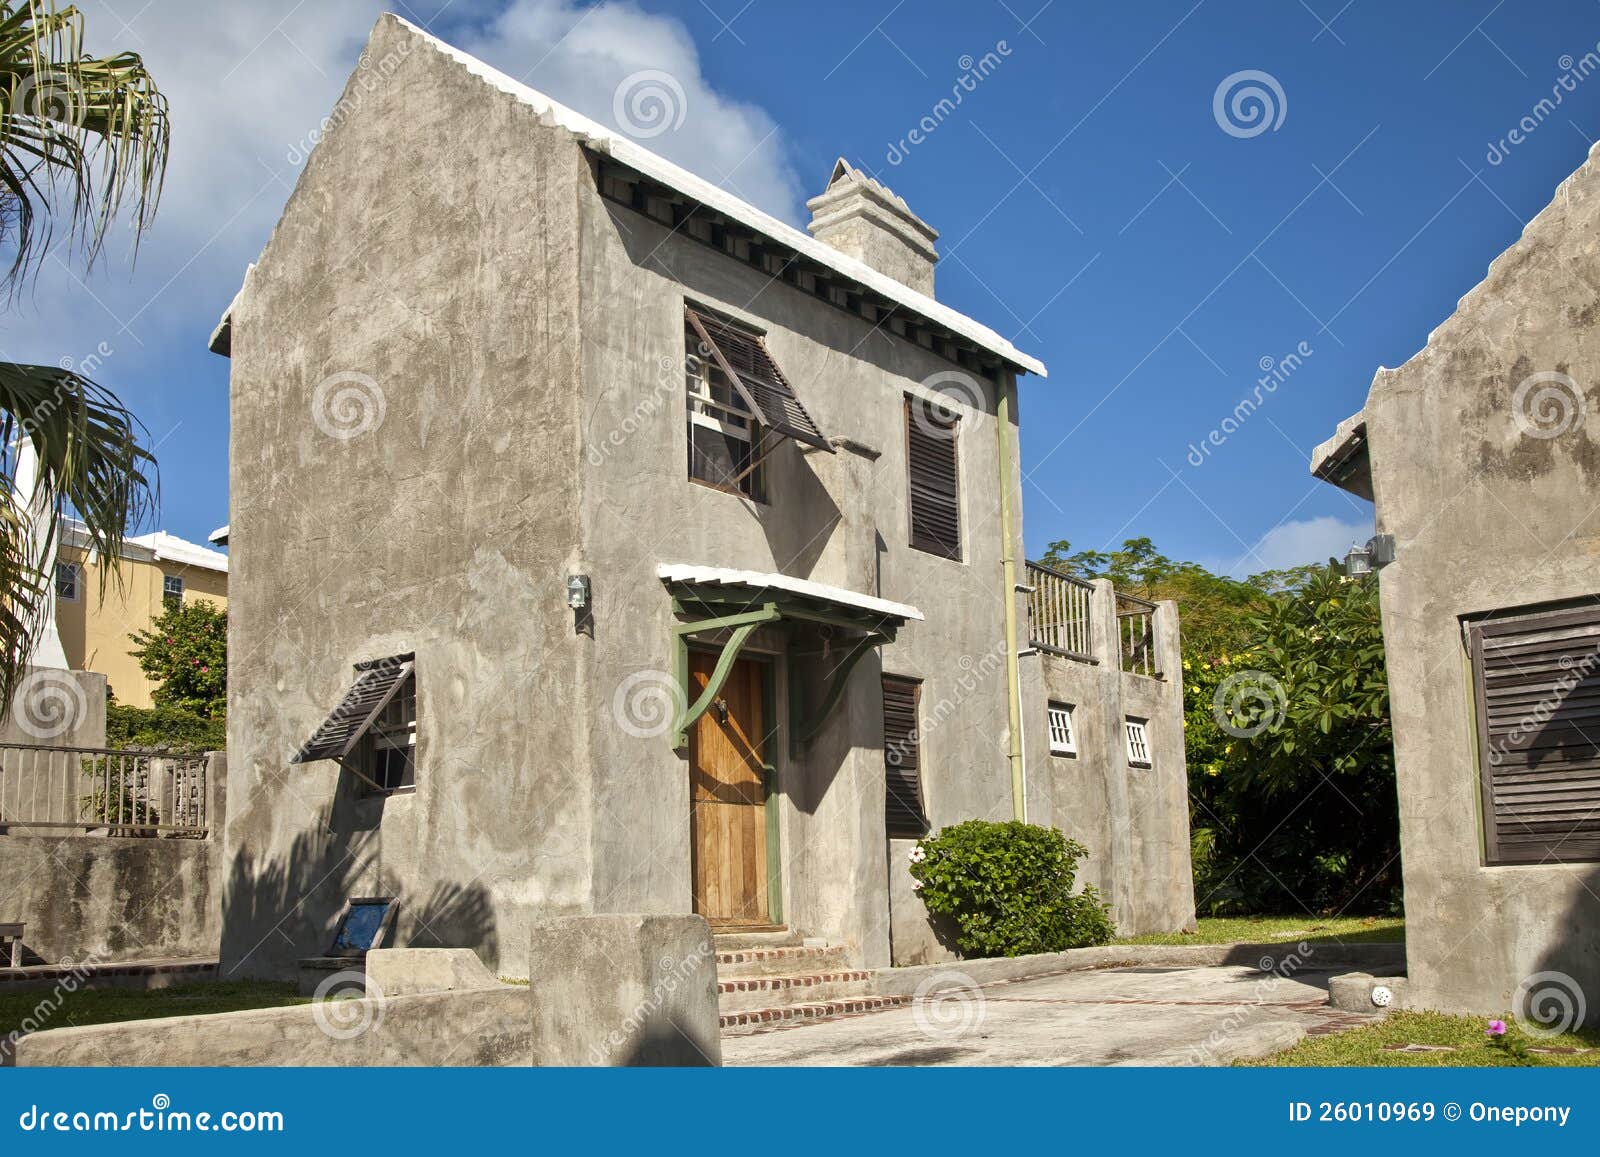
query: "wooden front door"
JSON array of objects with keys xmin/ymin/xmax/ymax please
[{"xmin": 688, "ymin": 651, "xmax": 771, "ymax": 927}]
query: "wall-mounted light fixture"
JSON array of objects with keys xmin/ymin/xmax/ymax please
[
  {"xmin": 1344, "ymin": 534, "xmax": 1395, "ymax": 577},
  {"xmin": 566, "ymin": 574, "xmax": 591, "ymax": 611}
]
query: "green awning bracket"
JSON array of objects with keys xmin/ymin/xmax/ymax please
[
  {"xmin": 787, "ymin": 631, "xmax": 884, "ymax": 757},
  {"xmin": 672, "ymin": 604, "xmax": 782, "ymax": 746}
]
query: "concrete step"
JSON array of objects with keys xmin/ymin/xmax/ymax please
[
  {"xmin": 715, "ymin": 944, "xmax": 851, "ymax": 979},
  {"xmin": 711, "ymin": 927, "xmax": 801, "ymax": 952},
  {"xmin": 720, "ymin": 993, "xmax": 910, "ymax": 1035},
  {"xmin": 717, "ymin": 969, "xmax": 875, "ymax": 1014}
]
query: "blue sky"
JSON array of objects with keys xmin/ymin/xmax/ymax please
[{"xmin": 15, "ymin": 1, "xmax": 1600, "ymax": 575}]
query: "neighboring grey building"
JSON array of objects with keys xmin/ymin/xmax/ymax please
[
  {"xmin": 212, "ymin": 14, "xmax": 1193, "ymax": 981},
  {"xmin": 1313, "ymin": 142, "xmax": 1600, "ymax": 1024}
]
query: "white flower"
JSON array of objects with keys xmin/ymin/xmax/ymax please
[
  {"xmin": 910, "ymin": 877, "xmax": 924, "ymax": 890},
  {"xmin": 908, "ymin": 845, "xmax": 926, "ymax": 864}
]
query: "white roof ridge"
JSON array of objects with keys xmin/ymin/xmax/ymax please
[
  {"xmin": 387, "ymin": 14, "xmax": 1045, "ymax": 379},
  {"xmin": 655, "ymin": 563, "xmax": 923, "ymax": 622}
]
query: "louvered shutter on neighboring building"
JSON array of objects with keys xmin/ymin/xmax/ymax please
[
  {"xmin": 906, "ymin": 398, "xmax": 961, "ymax": 559},
  {"xmin": 1470, "ymin": 606, "xmax": 1600, "ymax": 865},
  {"xmin": 882, "ymin": 676, "xmax": 929, "ymax": 838}
]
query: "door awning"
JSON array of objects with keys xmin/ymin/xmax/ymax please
[{"xmin": 658, "ymin": 565, "xmax": 921, "ymax": 751}]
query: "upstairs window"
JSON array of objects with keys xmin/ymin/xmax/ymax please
[
  {"xmin": 55, "ymin": 562, "xmax": 80, "ymax": 603},
  {"xmin": 163, "ymin": 573, "xmax": 184, "ymax": 603},
  {"xmin": 292, "ymin": 654, "xmax": 417, "ymax": 797},
  {"xmin": 683, "ymin": 306, "xmax": 832, "ymax": 501},
  {"xmin": 906, "ymin": 397, "xmax": 961, "ymax": 559},
  {"xmin": 363, "ymin": 674, "xmax": 416, "ymax": 795},
  {"xmin": 1124, "ymin": 718, "xmax": 1151, "ymax": 767},
  {"xmin": 1047, "ymin": 702, "xmax": 1077, "ymax": 756}
]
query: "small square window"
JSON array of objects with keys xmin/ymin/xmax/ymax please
[
  {"xmin": 363, "ymin": 674, "xmax": 416, "ymax": 795},
  {"xmin": 162, "ymin": 573, "xmax": 184, "ymax": 603},
  {"xmin": 1047, "ymin": 702, "xmax": 1077, "ymax": 756},
  {"xmin": 1125, "ymin": 718, "xmax": 1152, "ymax": 767},
  {"xmin": 55, "ymin": 562, "xmax": 80, "ymax": 603}
]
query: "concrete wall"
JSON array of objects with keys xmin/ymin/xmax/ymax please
[
  {"xmin": 222, "ymin": 14, "xmax": 588, "ymax": 979},
  {"xmin": 1026, "ymin": 586, "xmax": 1194, "ymax": 939},
  {"xmin": 1351, "ymin": 140, "xmax": 1600, "ymax": 1022},
  {"xmin": 0, "ymin": 668, "xmax": 105, "ymax": 749},
  {"xmin": 573, "ymin": 157, "xmax": 1026, "ymax": 969},
  {"xmin": 0, "ymin": 752, "xmax": 224, "ymax": 965}
]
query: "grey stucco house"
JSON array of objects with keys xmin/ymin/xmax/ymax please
[
  {"xmin": 212, "ymin": 14, "xmax": 1193, "ymax": 982},
  {"xmin": 1313, "ymin": 142, "xmax": 1600, "ymax": 1025}
]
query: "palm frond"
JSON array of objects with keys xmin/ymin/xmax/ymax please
[
  {"xmin": 0, "ymin": 0, "xmax": 169, "ymax": 287},
  {"xmin": 0, "ymin": 357, "xmax": 154, "ymax": 708}
]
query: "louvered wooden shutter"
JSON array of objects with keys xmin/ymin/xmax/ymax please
[
  {"xmin": 686, "ymin": 307, "xmax": 832, "ymax": 452},
  {"xmin": 906, "ymin": 398, "xmax": 961, "ymax": 559},
  {"xmin": 882, "ymin": 676, "xmax": 929, "ymax": 838},
  {"xmin": 1470, "ymin": 607, "xmax": 1600, "ymax": 865},
  {"xmin": 293, "ymin": 655, "xmax": 415, "ymax": 764}
]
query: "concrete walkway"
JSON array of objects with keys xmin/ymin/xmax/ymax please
[{"xmin": 722, "ymin": 964, "xmax": 1376, "ymax": 1066}]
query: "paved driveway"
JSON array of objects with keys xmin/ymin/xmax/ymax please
[{"xmin": 722, "ymin": 964, "xmax": 1375, "ymax": 1066}]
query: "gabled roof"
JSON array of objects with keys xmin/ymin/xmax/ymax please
[{"xmin": 214, "ymin": 15, "xmax": 1045, "ymax": 380}]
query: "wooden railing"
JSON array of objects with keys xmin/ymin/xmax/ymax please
[
  {"xmin": 0, "ymin": 745, "xmax": 210, "ymax": 837},
  {"xmin": 1025, "ymin": 561, "xmax": 1094, "ymax": 660},
  {"xmin": 1117, "ymin": 594, "xmax": 1160, "ymax": 677}
]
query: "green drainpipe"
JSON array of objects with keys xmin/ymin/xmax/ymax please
[{"xmin": 996, "ymin": 383, "xmax": 1026, "ymax": 822}]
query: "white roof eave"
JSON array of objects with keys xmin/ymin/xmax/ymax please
[
  {"xmin": 656, "ymin": 563, "xmax": 923, "ymax": 622},
  {"xmin": 392, "ymin": 16, "xmax": 1046, "ymax": 380}
]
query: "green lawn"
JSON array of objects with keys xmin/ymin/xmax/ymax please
[
  {"xmin": 0, "ymin": 981, "xmax": 305, "ymax": 1038},
  {"xmin": 1117, "ymin": 914, "xmax": 1405, "ymax": 947},
  {"xmin": 1242, "ymin": 1010, "xmax": 1600, "ymax": 1067}
]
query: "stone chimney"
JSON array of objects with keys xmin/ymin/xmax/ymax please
[{"xmin": 806, "ymin": 159, "xmax": 939, "ymax": 296}]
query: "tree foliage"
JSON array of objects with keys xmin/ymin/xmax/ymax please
[
  {"xmin": 128, "ymin": 598, "xmax": 225, "ymax": 718},
  {"xmin": 1036, "ymin": 537, "xmax": 1398, "ymax": 915},
  {"xmin": 0, "ymin": 1, "xmax": 167, "ymax": 712}
]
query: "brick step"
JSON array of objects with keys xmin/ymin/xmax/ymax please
[
  {"xmin": 720, "ymin": 993, "xmax": 910, "ymax": 1035},
  {"xmin": 715, "ymin": 944, "xmax": 851, "ymax": 979},
  {"xmin": 711, "ymin": 928, "xmax": 801, "ymax": 952},
  {"xmin": 717, "ymin": 969, "xmax": 874, "ymax": 1014}
]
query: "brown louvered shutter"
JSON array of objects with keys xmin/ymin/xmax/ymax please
[
  {"xmin": 1470, "ymin": 606, "xmax": 1600, "ymax": 865},
  {"xmin": 905, "ymin": 397, "xmax": 961, "ymax": 559},
  {"xmin": 686, "ymin": 307, "xmax": 832, "ymax": 452},
  {"xmin": 882, "ymin": 676, "xmax": 929, "ymax": 838}
]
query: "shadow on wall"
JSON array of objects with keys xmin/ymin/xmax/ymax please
[
  {"xmin": 1528, "ymin": 864, "xmax": 1600, "ymax": 1029},
  {"xmin": 219, "ymin": 801, "xmax": 498, "ymax": 980},
  {"xmin": 619, "ymin": 1020, "xmax": 718, "ymax": 1067}
]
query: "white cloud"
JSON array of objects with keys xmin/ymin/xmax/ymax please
[
  {"xmin": 1208, "ymin": 514, "xmax": 1373, "ymax": 578},
  {"xmin": 0, "ymin": 0, "xmax": 803, "ymax": 392},
  {"xmin": 454, "ymin": 0, "xmax": 804, "ymax": 222}
]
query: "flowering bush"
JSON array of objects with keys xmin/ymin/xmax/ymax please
[
  {"xmin": 908, "ymin": 820, "xmax": 1114, "ymax": 958},
  {"xmin": 128, "ymin": 599, "xmax": 226, "ymax": 717}
]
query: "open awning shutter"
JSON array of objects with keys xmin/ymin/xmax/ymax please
[
  {"xmin": 292, "ymin": 655, "xmax": 415, "ymax": 764},
  {"xmin": 906, "ymin": 398, "xmax": 961, "ymax": 559},
  {"xmin": 883, "ymin": 676, "xmax": 929, "ymax": 838},
  {"xmin": 1471, "ymin": 608, "xmax": 1600, "ymax": 865},
  {"xmin": 686, "ymin": 308, "xmax": 833, "ymax": 453}
]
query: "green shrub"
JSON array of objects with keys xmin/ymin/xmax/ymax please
[
  {"xmin": 105, "ymin": 704, "xmax": 225, "ymax": 753},
  {"xmin": 908, "ymin": 820, "xmax": 1115, "ymax": 957}
]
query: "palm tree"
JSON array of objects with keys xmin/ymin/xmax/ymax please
[{"xmin": 0, "ymin": 1, "xmax": 168, "ymax": 707}]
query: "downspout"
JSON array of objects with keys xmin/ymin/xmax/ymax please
[{"xmin": 996, "ymin": 382, "xmax": 1027, "ymax": 822}]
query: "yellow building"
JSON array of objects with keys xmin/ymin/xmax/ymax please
[{"xmin": 54, "ymin": 522, "xmax": 229, "ymax": 708}]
